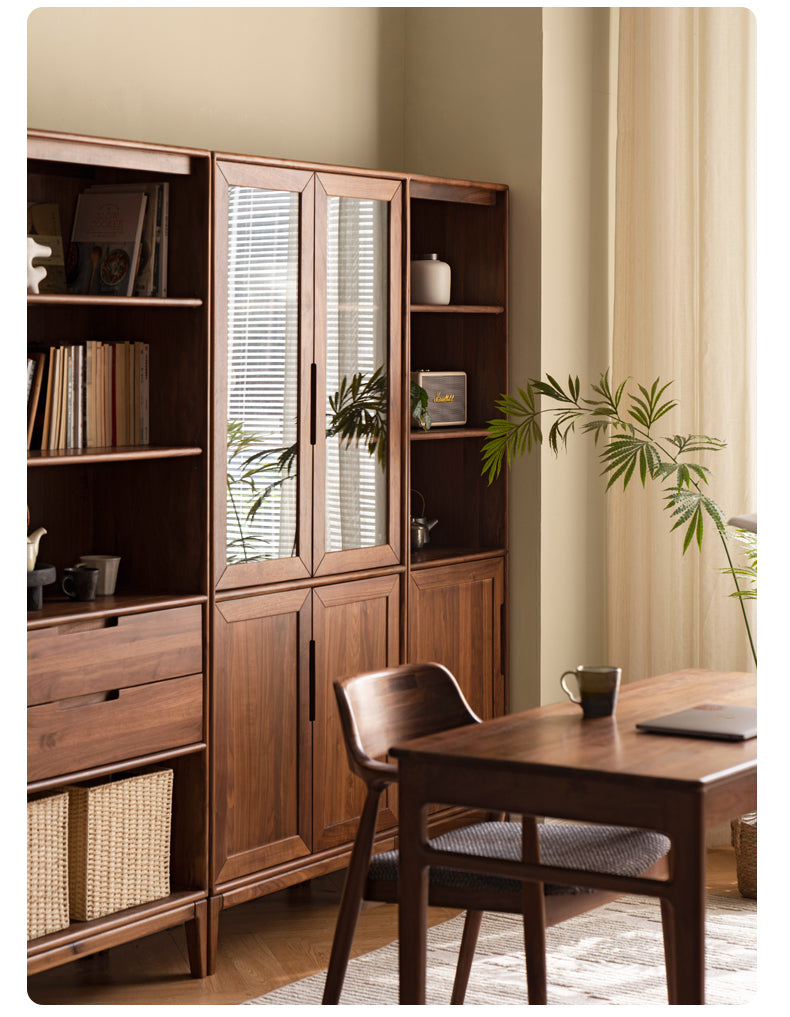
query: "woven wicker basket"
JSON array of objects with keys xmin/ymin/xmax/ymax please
[
  {"xmin": 67, "ymin": 768, "xmax": 173, "ymax": 921},
  {"xmin": 730, "ymin": 812, "xmax": 757, "ymax": 899},
  {"xmin": 27, "ymin": 791, "xmax": 70, "ymax": 939}
]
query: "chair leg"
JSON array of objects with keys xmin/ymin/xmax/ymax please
[
  {"xmin": 322, "ymin": 790, "xmax": 382, "ymax": 1004},
  {"xmin": 450, "ymin": 910, "xmax": 484, "ymax": 1004}
]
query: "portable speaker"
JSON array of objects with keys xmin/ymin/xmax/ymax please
[{"xmin": 411, "ymin": 370, "xmax": 467, "ymax": 427}]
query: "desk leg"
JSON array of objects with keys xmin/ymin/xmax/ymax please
[
  {"xmin": 399, "ymin": 773, "xmax": 428, "ymax": 1004},
  {"xmin": 665, "ymin": 802, "xmax": 707, "ymax": 1004}
]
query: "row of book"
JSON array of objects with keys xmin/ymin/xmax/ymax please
[
  {"xmin": 27, "ymin": 180, "xmax": 169, "ymax": 298},
  {"xmin": 27, "ymin": 341, "xmax": 150, "ymax": 452}
]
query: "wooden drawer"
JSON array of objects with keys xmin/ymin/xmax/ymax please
[
  {"xmin": 28, "ymin": 605, "xmax": 203, "ymax": 706},
  {"xmin": 28, "ymin": 673, "xmax": 203, "ymax": 782}
]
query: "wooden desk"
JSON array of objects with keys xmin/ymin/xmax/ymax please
[{"xmin": 392, "ymin": 669, "xmax": 757, "ymax": 1004}]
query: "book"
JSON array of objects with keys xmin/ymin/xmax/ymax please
[
  {"xmin": 85, "ymin": 183, "xmax": 161, "ymax": 296},
  {"xmin": 42, "ymin": 347, "xmax": 58, "ymax": 450},
  {"xmin": 67, "ymin": 191, "xmax": 148, "ymax": 297},
  {"xmin": 29, "ymin": 339, "xmax": 151, "ymax": 451},
  {"xmin": 27, "ymin": 352, "xmax": 46, "ymax": 449},
  {"xmin": 158, "ymin": 182, "xmax": 169, "ymax": 296},
  {"xmin": 27, "ymin": 203, "xmax": 67, "ymax": 293},
  {"xmin": 139, "ymin": 342, "xmax": 150, "ymax": 444}
]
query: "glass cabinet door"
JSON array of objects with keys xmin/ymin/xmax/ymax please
[
  {"xmin": 313, "ymin": 173, "xmax": 402, "ymax": 576},
  {"xmin": 214, "ymin": 162, "xmax": 314, "ymax": 589}
]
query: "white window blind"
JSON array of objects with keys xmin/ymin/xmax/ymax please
[{"xmin": 226, "ymin": 187, "xmax": 299, "ymax": 562}]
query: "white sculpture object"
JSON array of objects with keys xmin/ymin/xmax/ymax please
[{"xmin": 27, "ymin": 237, "xmax": 52, "ymax": 294}]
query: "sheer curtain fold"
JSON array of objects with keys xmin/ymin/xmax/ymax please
[{"xmin": 608, "ymin": 7, "xmax": 756, "ymax": 678}]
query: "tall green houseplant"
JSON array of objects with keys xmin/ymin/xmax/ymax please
[{"xmin": 482, "ymin": 372, "xmax": 756, "ymax": 666}]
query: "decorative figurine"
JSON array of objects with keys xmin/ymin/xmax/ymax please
[{"xmin": 27, "ymin": 237, "xmax": 52, "ymax": 294}]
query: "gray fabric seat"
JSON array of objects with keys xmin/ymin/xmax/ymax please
[{"xmin": 369, "ymin": 820, "xmax": 671, "ymax": 895}]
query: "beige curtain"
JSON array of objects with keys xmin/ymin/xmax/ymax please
[{"xmin": 608, "ymin": 7, "xmax": 756, "ymax": 679}]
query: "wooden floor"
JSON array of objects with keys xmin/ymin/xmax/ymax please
[{"xmin": 26, "ymin": 847, "xmax": 743, "ymax": 1006}]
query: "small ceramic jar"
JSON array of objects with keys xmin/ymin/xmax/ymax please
[{"xmin": 411, "ymin": 253, "xmax": 451, "ymax": 305}]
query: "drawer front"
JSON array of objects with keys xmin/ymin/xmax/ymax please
[
  {"xmin": 28, "ymin": 673, "xmax": 203, "ymax": 782},
  {"xmin": 28, "ymin": 605, "xmax": 203, "ymax": 706}
]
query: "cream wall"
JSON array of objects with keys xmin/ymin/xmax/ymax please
[
  {"xmin": 402, "ymin": 7, "xmax": 544, "ymax": 712},
  {"xmin": 27, "ymin": 7, "xmax": 407, "ymax": 169},
  {"xmin": 27, "ymin": 6, "xmax": 609, "ymax": 710},
  {"xmin": 539, "ymin": 8, "xmax": 613, "ymax": 704},
  {"xmin": 403, "ymin": 8, "xmax": 612, "ymax": 708}
]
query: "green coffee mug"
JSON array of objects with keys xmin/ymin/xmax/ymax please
[{"xmin": 560, "ymin": 665, "xmax": 621, "ymax": 718}]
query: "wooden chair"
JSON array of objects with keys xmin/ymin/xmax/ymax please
[{"xmin": 322, "ymin": 662, "xmax": 671, "ymax": 1005}]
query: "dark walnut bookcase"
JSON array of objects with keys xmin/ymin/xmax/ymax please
[
  {"xmin": 27, "ymin": 131, "xmax": 508, "ymax": 978},
  {"xmin": 26, "ymin": 131, "xmax": 211, "ymax": 977}
]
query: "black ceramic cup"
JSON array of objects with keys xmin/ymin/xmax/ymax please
[{"xmin": 61, "ymin": 564, "xmax": 99, "ymax": 602}]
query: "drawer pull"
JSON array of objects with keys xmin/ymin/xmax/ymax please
[
  {"xmin": 56, "ymin": 616, "xmax": 120, "ymax": 636},
  {"xmin": 58, "ymin": 689, "xmax": 120, "ymax": 711}
]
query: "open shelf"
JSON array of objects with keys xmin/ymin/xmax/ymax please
[
  {"xmin": 28, "ymin": 445, "xmax": 203, "ymax": 466},
  {"xmin": 27, "ymin": 591, "xmax": 208, "ymax": 631},
  {"xmin": 410, "ymin": 546, "xmax": 507, "ymax": 569},
  {"xmin": 28, "ymin": 294, "xmax": 203, "ymax": 308},
  {"xmin": 410, "ymin": 303, "xmax": 504, "ymax": 315},
  {"xmin": 27, "ymin": 889, "xmax": 207, "ymax": 973},
  {"xmin": 411, "ymin": 426, "xmax": 488, "ymax": 441}
]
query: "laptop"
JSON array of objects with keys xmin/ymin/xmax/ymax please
[{"xmin": 636, "ymin": 703, "xmax": 757, "ymax": 742}]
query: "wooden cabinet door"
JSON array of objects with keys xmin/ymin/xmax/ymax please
[
  {"xmin": 311, "ymin": 574, "xmax": 401, "ymax": 852},
  {"xmin": 212, "ymin": 589, "xmax": 312, "ymax": 887},
  {"xmin": 408, "ymin": 558, "xmax": 505, "ymax": 721}
]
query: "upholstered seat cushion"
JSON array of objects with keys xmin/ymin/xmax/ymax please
[{"xmin": 368, "ymin": 821, "xmax": 670, "ymax": 896}]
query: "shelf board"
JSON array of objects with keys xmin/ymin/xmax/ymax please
[
  {"xmin": 410, "ymin": 303, "xmax": 504, "ymax": 314},
  {"xmin": 27, "ymin": 889, "xmax": 207, "ymax": 972},
  {"xmin": 27, "ymin": 742, "xmax": 207, "ymax": 794},
  {"xmin": 28, "ymin": 445, "xmax": 203, "ymax": 466},
  {"xmin": 27, "ymin": 591, "xmax": 208, "ymax": 630},
  {"xmin": 410, "ymin": 426, "xmax": 488, "ymax": 441},
  {"xmin": 28, "ymin": 293, "xmax": 203, "ymax": 308},
  {"xmin": 410, "ymin": 546, "xmax": 507, "ymax": 569}
]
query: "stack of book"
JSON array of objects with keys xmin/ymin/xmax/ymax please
[
  {"xmin": 27, "ymin": 341, "xmax": 150, "ymax": 452},
  {"xmin": 65, "ymin": 182, "xmax": 169, "ymax": 297}
]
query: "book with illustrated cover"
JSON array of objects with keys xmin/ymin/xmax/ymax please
[
  {"xmin": 27, "ymin": 203, "xmax": 67, "ymax": 293},
  {"xmin": 85, "ymin": 183, "xmax": 161, "ymax": 296},
  {"xmin": 67, "ymin": 191, "xmax": 147, "ymax": 296}
]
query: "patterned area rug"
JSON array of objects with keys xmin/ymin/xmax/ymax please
[{"xmin": 245, "ymin": 894, "xmax": 756, "ymax": 1005}]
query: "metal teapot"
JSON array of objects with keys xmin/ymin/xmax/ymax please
[{"xmin": 410, "ymin": 491, "xmax": 438, "ymax": 551}]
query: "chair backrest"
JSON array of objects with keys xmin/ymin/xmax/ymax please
[{"xmin": 333, "ymin": 662, "xmax": 480, "ymax": 790}]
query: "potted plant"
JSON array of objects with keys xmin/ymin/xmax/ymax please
[{"xmin": 481, "ymin": 371, "xmax": 756, "ymax": 665}]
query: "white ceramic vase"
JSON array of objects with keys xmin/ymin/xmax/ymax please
[{"xmin": 411, "ymin": 253, "xmax": 451, "ymax": 305}]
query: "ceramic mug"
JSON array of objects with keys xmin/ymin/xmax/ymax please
[
  {"xmin": 61, "ymin": 564, "xmax": 99, "ymax": 602},
  {"xmin": 79, "ymin": 554, "xmax": 121, "ymax": 596},
  {"xmin": 560, "ymin": 665, "xmax": 621, "ymax": 718}
]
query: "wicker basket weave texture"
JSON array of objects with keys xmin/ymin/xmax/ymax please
[
  {"xmin": 67, "ymin": 768, "xmax": 173, "ymax": 921},
  {"xmin": 27, "ymin": 791, "xmax": 70, "ymax": 940},
  {"xmin": 730, "ymin": 812, "xmax": 757, "ymax": 899}
]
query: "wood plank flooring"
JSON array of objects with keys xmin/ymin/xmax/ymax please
[{"xmin": 26, "ymin": 847, "xmax": 742, "ymax": 1006}]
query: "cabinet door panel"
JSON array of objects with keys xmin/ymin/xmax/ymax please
[
  {"xmin": 313, "ymin": 174, "xmax": 402, "ymax": 576},
  {"xmin": 408, "ymin": 558, "xmax": 505, "ymax": 721},
  {"xmin": 214, "ymin": 161, "xmax": 314, "ymax": 589},
  {"xmin": 312, "ymin": 575, "xmax": 401, "ymax": 852},
  {"xmin": 212, "ymin": 589, "xmax": 312, "ymax": 886}
]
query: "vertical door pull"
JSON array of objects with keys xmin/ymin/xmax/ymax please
[
  {"xmin": 310, "ymin": 363, "xmax": 317, "ymax": 445},
  {"xmin": 309, "ymin": 638, "xmax": 316, "ymax": 721}
]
